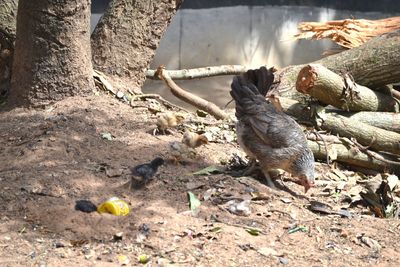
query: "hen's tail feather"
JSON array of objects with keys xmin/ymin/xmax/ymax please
[
  {"xmin": 241, "ymin": 66, "xmax": 275, "ymax": 96},
  {"xmin": 230, "ymin": 76, "xmax": 264, "ymax": 119}
]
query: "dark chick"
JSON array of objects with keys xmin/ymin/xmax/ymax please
[
  {"xmin": 230, "ymin": 73, "xmax": 315, "ymax": 192},
  {"xmin": 130, "ymin": 157, "xmax": 164, "ymax": 189}
]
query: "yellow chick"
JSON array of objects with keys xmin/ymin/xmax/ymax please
[
  {"xmin": 156, "ymin": 112, "xmax": 185, "ymax": 134},
  {"xmin": 168, "ymin": 141, "xmax": 197, "ymax": 164},
  {"xmin": 182, "ymin": 131, "xmax": 208, "ymax": 148}
]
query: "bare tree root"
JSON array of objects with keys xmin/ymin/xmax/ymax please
[{"xmin": 156, "ymin": 65, "xmax": 228, "ymax": 120}]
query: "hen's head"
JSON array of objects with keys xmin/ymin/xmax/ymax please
[{"xmin": 291, "ymin": 148, "xmax": 315, "ymax": 192}]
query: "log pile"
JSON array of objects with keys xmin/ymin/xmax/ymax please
[
  {"xmin": 145, "ymin": 28, "xmax": 400, "ymax": 175},
  {"xmin": 294, "ymin": 16, "xmax": 400, "ymax": 49}
]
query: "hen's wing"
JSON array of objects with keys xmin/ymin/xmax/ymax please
[{"xmin": 231, "ymin": 77, "xmax": 306, "ymax": 148}]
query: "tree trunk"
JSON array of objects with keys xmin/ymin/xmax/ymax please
[
  {"xmin": 0, "ymin": 0, "xmax": 18, "ymax": 98},
  {"xmin": 0, "ymin": 0, "xmax": 18, "ymax": 37},
  {"xmin": 9, "ymin": 0, "xmax": 94, "ymax": 107},
  {"xmin": 274, "ymin": 30, "xmax": 400, "ymax": 99},
  {"xmin": 91, "ymin": 0, "xmax": 182, "ymax": 94}
]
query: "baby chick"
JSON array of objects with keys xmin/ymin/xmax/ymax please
[
  {"xmin": 156, "ymin": 112, "xmax": 185, "ymax": 134},
  {"xmin": 130, "ymin": 157, "xmax": 164, "ymax": 189},
  {"xmin": 182, "ymin": 131, "xmax": 208, "ymax": 148},
  {"xmin": 168, "ymin": 141, "xmax": 197, "ymax": 164}
]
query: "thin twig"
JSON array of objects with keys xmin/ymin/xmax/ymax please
[
  {"xmin": 307, "ymin": 131, "xmax": 330, "ymax": 165},
  {"xmin": 347, "ymin": 137, "xmax": 400, "ymax": 166},
  {"xmin": 131, "ymin": 93, "xmax": 190, "ymax": 113}
]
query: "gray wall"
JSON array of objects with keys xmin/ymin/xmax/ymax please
[{"xmin": 90, "ymin": 1, "xmax": 399, "ymax": 108}]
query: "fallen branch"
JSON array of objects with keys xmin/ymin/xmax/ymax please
[
  {"xmin": 296, "ymin": 64, "xmax": 399, "ymax": 112},
  {"xmin": 146, "ymin": 65, "xmax": 249, "ymax": 80},
  {"xmin": 156, "ymin": 66, "xmax": 228, "ymax": 120},
  {"xmin": 308, "ymin": 140, "xmax": 400, "ymax": 174}
]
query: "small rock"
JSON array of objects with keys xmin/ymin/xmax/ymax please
[
  {"xmin": 157, "ymin": 257, "xmax": 171, "ymax": 267},
  {"xmin": 28, "ymin": 251, "xmax": 36, "ymax": 259},
  {"xmin": 226, "ymin": 199, "xmax": 251, "ymax": 216},
  {"xmin": 39, "ymin": 261, "xmax": 46, "ymax": 267},
  {"xmin": 117, "ymin": 254, "xmax": 130, "ymax": 265},
  {"xmin": 279, "ymin": 257, "xmax": 289, "ymax": 265},
  {"xmin": 280, "ymin": 197, "xmax": 292, "ymax": 204},
  {"xmin": 106, "ymin": 168, "xmax": 123, "ymax": 178},
  {"xmin": 238, "ymin": 243, "xmax": 254, "ymax": 251},
  {"xmin": 84, "ymin": 249, "xmax": 95, "ymax": 260},
  {"xmin": 257, "ymin": 247, "xmax": 279, "ymax": 257},
  {"xmin": 360, "ymin": 236, "xmax": 381, "ymax": 251},
  {"xmin": 55, "ymin": 241, "xmax": 66, "ymax": 248},
  {"xmin": 116, "ymin": 91, "xmax": 125, "ymax": 99}
]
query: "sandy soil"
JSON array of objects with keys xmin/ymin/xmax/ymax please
[{"xmin": 0, "ymin": 93, "xmax": 399, "ymax": 267}]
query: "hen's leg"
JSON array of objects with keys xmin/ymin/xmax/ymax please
[{"xmin": 261, "ymin": 168, "xmax": 277, "ymax": 189}]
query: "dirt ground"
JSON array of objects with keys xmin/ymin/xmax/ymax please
[{"xmin": 1, "ymin": 92, "xmax": 400, "ymax": 267}]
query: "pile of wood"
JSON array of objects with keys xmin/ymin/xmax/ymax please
[
  {"xmin": 294, "ymin": 16, "xmax": 400, "ymax": 49},
  {"xmin": 144, "ymin": 28, "xmax": 400, "ymax": 175}
]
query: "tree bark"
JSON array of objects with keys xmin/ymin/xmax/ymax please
[
  {"xmin": 0, "ymin": 0, "xmax": 18, "ymax": 37},
  {"xmin": 274, "ymin": 30, "xmax": 400, "ymax": 99},
  {"xmin": 91, "ymin": 0, "xmax": 182, "ymax": 94},
  {"xmin": 9, "ymin": 0, "xmax": 94, "ymax": 107},
  {"xmin": 0, "ymin": 0, "xmax": 18, "ymax": 98},
  {"xmin": 308, "ymin": 140, "xmax": 400, "ymax": 174},
  {"xmin": 319, "ymin": 113, "xmax": 400, "ymax": 155},
  {"xmin": 296, "ymin": 64, "xmax": 399, "ymax": 112},
  {"xmin": 278, "ymin": 97, "xmax": 400, "ymax": 154}
]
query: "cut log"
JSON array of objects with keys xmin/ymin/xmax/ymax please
[
  {"xmin": 279, "ymin": 97, "xmax": 400, "ymax": 133},
  {"xmin": 308, "ymin": 140, "xmax": 400, "ymax": 174},
  {"xmin": 296, "ymin": 64, "xmax": 399, "ymax": 112},
  {"xmin": 318, "ymin": 113, "xmax": 400, "ymax": 155},
  {"xmin": 336, "ymin": 111, "xmax": 400, "ymax": 133},
  {"xmin": 274, "ymin": 30, "xmax": 400, "ymax": 97},
  {"xmin": 278, "ymin": 97, "xmax": 400, "ymax": 154}
]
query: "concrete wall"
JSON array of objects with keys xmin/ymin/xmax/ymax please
[
  {"xmin": 142, "ymin": 5, "xmax": 398, "ymax": 108},
  {"xmin": 89, "ymin": 2, "xmax": 399, "ymax": 108}
]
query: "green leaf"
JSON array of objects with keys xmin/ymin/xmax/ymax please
[
  {"xmin": 209, "ymin": 227, "xmax": 222, "ymax": 233},
  {"xmin": 192, "ymin": 166, "xmax": 221, "ymax": 176},
  {"xmin": 188, "ymin": 191, "xmax": 201, "ymax": 212},
  {"xmin": 101, "ymin": 132, "xmax": 113, "ymax": 141},
  {"xmin": 245, "ymin": 227, "xmax": 261, "ymax": 236},
  {"xmin": 288, "ymin": 225, "xmax": 308, "ymax": 234},
  {"xmin": 138, "ymin": 254, "xmax": 150, "ymax": 264}
]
